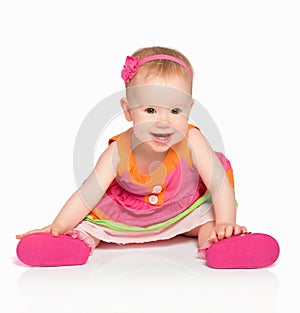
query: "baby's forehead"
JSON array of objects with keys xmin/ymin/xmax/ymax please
[{"xmin": 126, "ymin": 85, "xmax": 192, "ymax": 108}]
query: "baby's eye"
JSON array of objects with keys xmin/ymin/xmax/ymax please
[
  {"xmin": 171, "ymin": 108, "xmax": 181, "ymax": 114},
  {"xmin": 145, "ymin": 108, "xmax": 156, "ymax": 114}
]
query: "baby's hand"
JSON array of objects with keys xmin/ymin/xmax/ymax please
[
  {"xmin": 208, "ymin": 223, "xmax": 247, "ymax": 243},
  {"xmin": 16, "ymin": 224, "xmax": 63, "ymax": 239}
]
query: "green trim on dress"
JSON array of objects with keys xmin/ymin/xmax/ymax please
[{"xmin": 84, "ymin": 192, "xmax": 212, "ymax": 232}]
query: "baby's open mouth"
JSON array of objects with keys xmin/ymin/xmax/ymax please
[{"xmin": 151, "ymin": 133, "xmax": 173, "ymax": 143}]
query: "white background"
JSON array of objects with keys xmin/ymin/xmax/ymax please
[{"xmin": 1, "ymin": 1, "xmax": 299, "ymax": 312}]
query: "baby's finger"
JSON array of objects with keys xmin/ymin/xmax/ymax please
[
  {"xmin": 208, "ymin": 230, "xmax": 218, "ymax": 243},
  {"xmin": 233, "ymin": 225, "xmax": 242, "ymax": 235},
  {"xmin": 241, "ymin": 226, "xmax": 248, "ymax": 233},
  {"xmin": 50, "ymin": 228, "xmax": 60, "ymax": 236},
  {"xmin": 16, "ymin": 229, "xmax": 42, "ymax": 239},
  {"xmin": 224, "ymin": 225, "xmax": 234, "ymax": 238},
  {"xmin": 16, "ymin": 233, "xmax": 25, "ymax": 239},
  {"xmin": 216, "ymin": 229, "xmax": 225, "ymax": 241}
]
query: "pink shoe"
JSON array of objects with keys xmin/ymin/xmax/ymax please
[
  {"xmin": 16, "ymin": 232, "xmax": 91, "ymax": 267},
  {"xmin": 205, "ymin": 233, "xmax": 280, "ymax": 269}
]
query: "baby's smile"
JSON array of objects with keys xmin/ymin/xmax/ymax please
[{"xmin": 150, "ymin": 132, "xmax": 174, "ymax": 144}]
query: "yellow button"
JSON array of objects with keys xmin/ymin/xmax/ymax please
[
  {"xmin": 148, "ymin": 194, "xmax": 158, "ymax": 205},
  {"xmin": 152, "ymin": 185, "xmax": 163, "ymax": 194}
]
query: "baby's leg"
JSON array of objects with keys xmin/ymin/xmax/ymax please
[
  {"xmin": 68, "ymin": 229, "xmax": 100, "ymax": 250},
  {"xmin": 197, "ymin": 221, "xmax": 215, "ymax": 246},
  {"xmin": 183, "ymin": 221, "xmax": 215, "ymax": 259},
  {"xmin": 183, "ymin": 221, "xmax": 215, "ymax": 247}
]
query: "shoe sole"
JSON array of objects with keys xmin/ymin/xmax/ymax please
[
  {"xmin": 16, "ymin": 232, "xmax": 91, "ymax": 267},
  {"xmin": 206, "ymin": 233, "xmax": 280, "ymax": 269}
]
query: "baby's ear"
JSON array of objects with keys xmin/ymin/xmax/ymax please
[{"xmin": 120, "ymin": 97, "xmax": 132, "ymax": 121}]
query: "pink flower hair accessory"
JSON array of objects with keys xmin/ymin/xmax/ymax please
[
  {"xmin": 121, "ymin": 54, "xmax": 193, "ymax": 83},
  {"xmin": 121, "ymin": 56, "xmax": 140, "ymax": 84}
]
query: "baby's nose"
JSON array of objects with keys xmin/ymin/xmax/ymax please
[
  {"xmin": 155, "ymin": 120, "xmax": 171, "ymax": 128},
  {"xmin": 157, "ymin": 110, "xmax": 171, "ymax": 124}
]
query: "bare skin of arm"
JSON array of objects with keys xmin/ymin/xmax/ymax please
[{"xmin": 188, "ymin": 127, "xmax": 247, "ymax": 243}]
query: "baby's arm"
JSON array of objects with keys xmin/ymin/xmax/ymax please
[
  {"xmin": 16, "ymin": 141, "xmax": 119, "ymax": 239},
  {"xmin": 188, "ymin": 128, "xmax": 246, "ymax": 242}
]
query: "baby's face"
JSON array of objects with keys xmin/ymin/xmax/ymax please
[{"xmin": 122, "ymin": 76, "xmax": 193, "ymax": 153}]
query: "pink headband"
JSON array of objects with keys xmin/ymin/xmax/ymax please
[{"xmin": 121, "ymin": 54, "xmax": 193, "ymax": 83}]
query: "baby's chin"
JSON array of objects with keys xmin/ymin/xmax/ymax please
[{"xmin": 147, "ymin": 141, "xmax": 172, "ymax": 153}]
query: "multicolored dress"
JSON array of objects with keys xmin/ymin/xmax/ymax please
[{"xmin": 76, "ymin": 124, "xmax": 235, "ymax": 244}]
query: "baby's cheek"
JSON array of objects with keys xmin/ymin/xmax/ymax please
[{"xmin": 132, "ymin": 126, "xmax": 151, "ymax": 143}]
